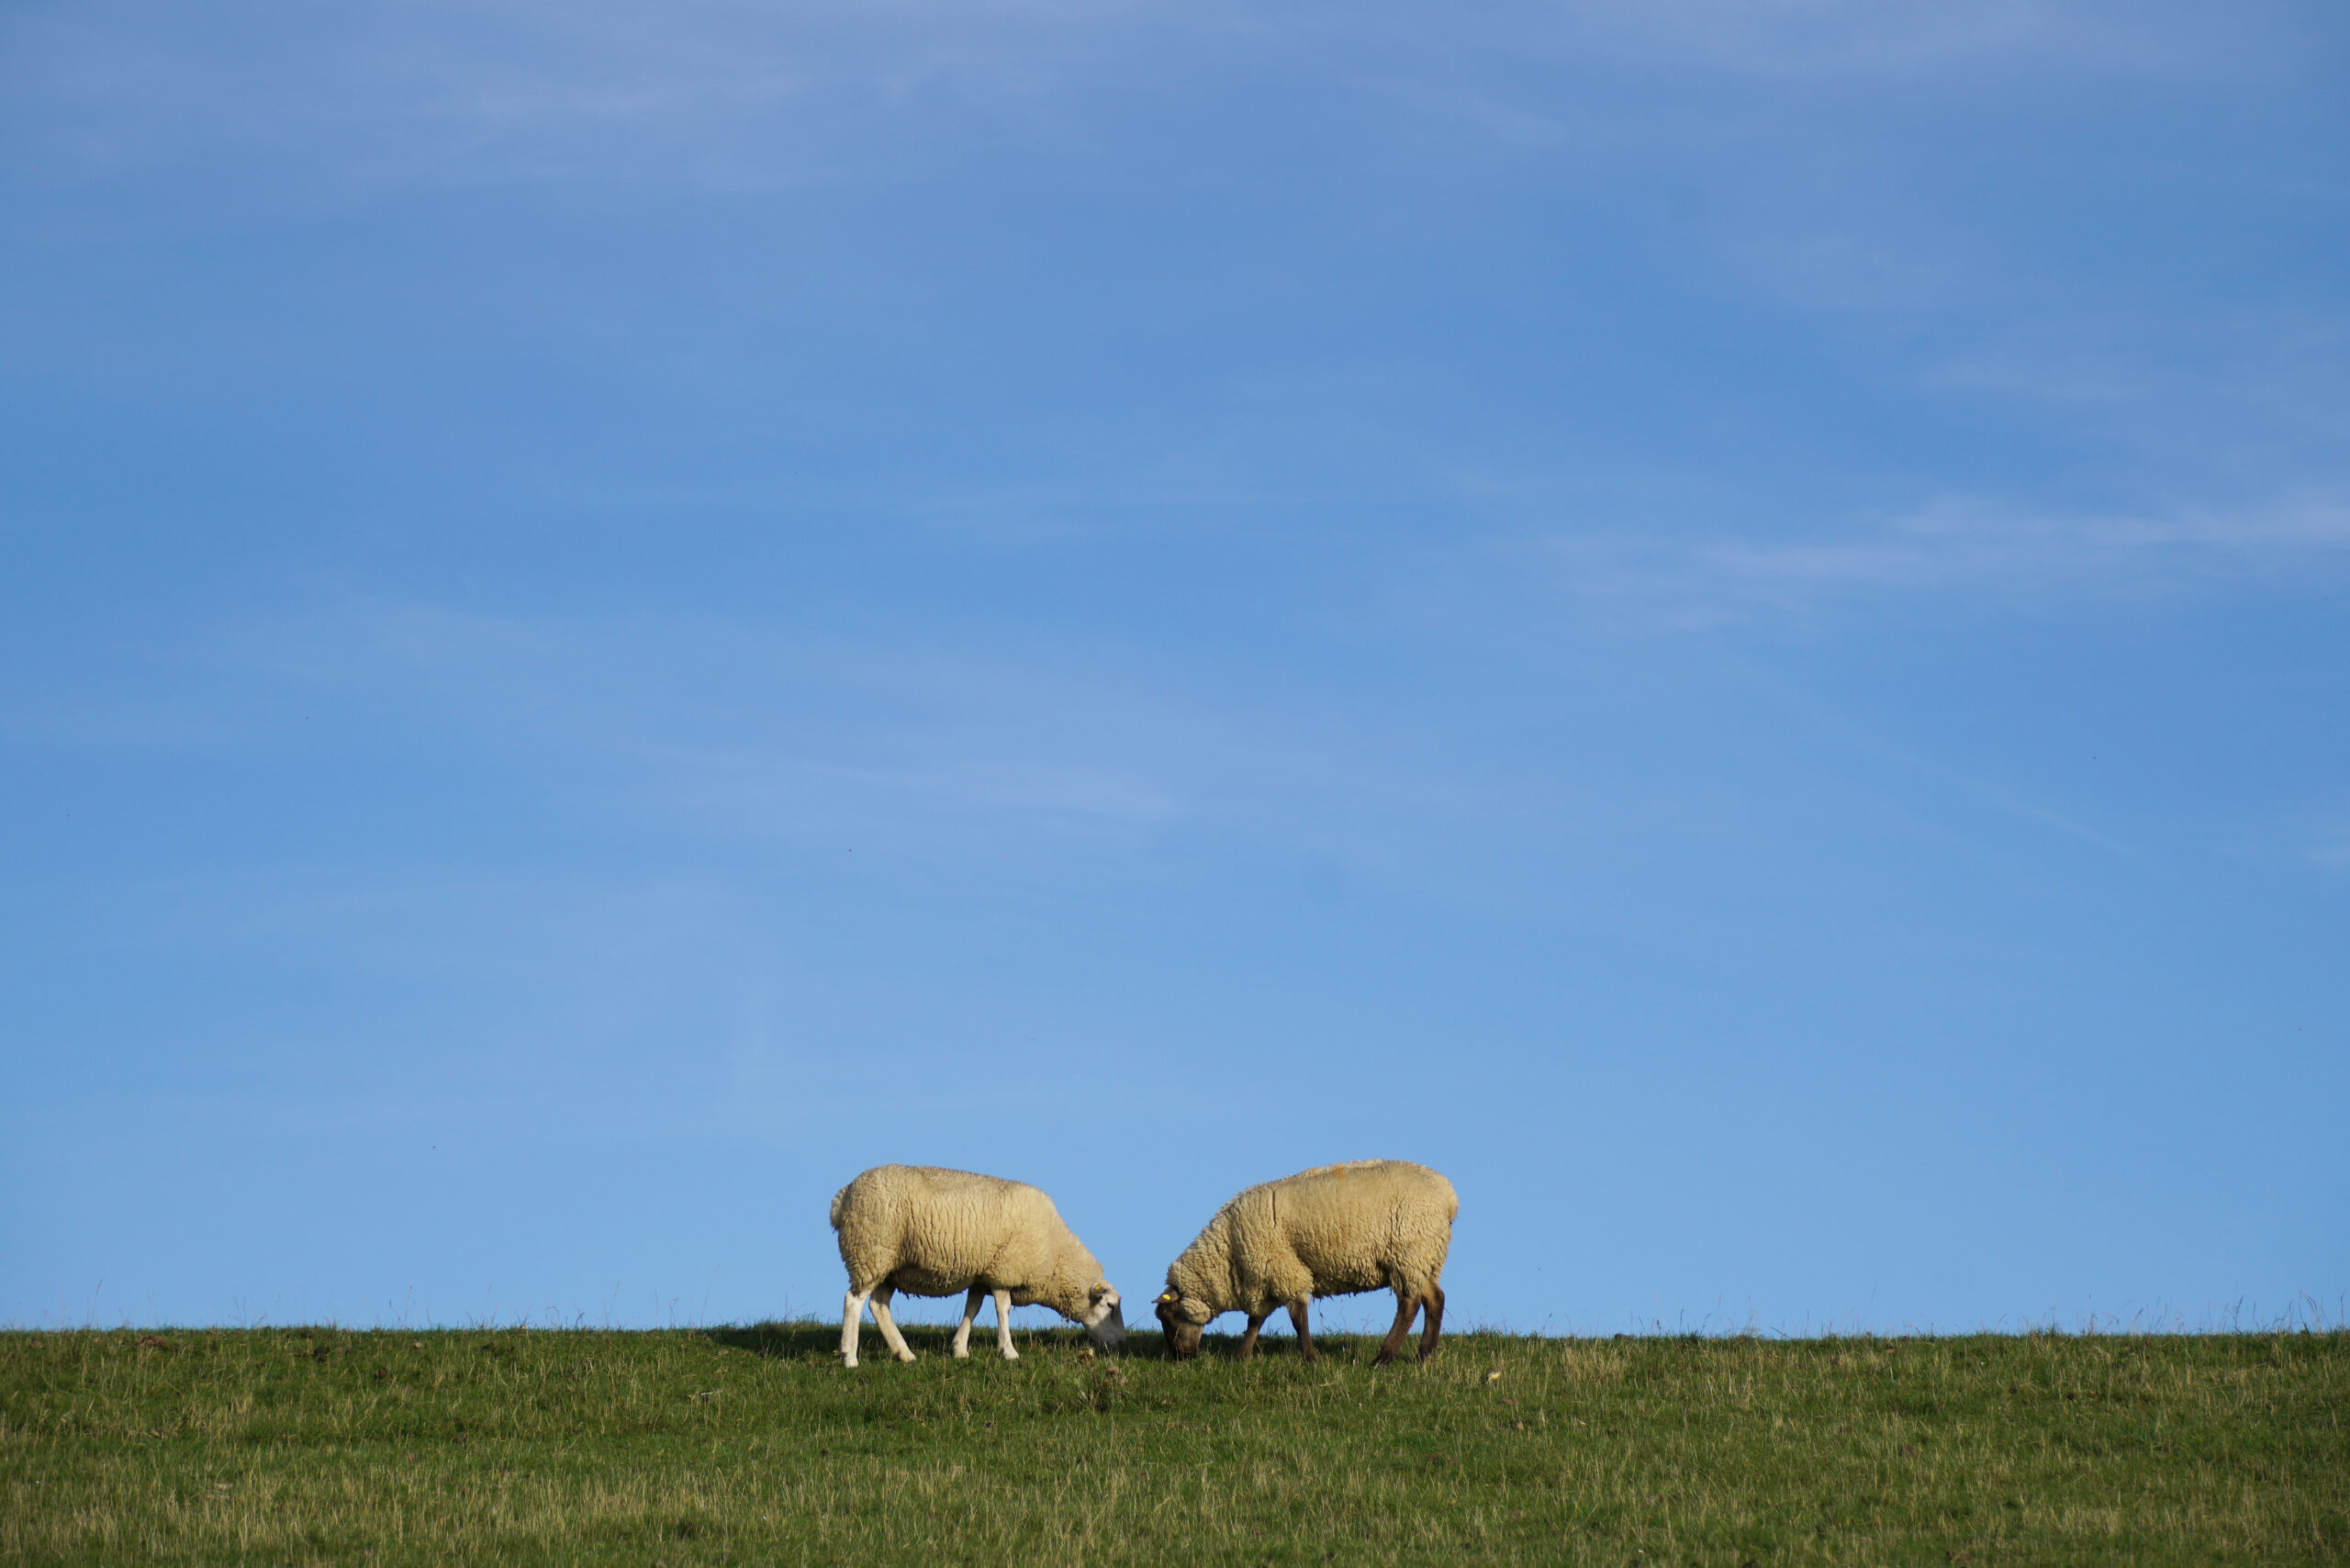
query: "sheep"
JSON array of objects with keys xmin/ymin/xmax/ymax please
[
  {"xmin": 1153, "ymin": 1159, "xmax": 1456, "ymax": 1366},
  {"xmin": 829, "ymin": 1164, "xmax": 1125, "ymax": 1368}
]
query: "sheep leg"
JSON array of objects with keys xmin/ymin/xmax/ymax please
[
  {"xmin": 1373, "ymin": 1290, "xmax": 1422, "ymax": 1367},
  {"xmin": 1236, "ymin": 1312, "xmax": 1270, "ymax": 1360},
  {"xmin": 993, "ymin": 1290, "xmax": 1020, "ymax": 1360},
  {"xmin": 840, "ymin": 1286, "xmax": 874, "ymax": 1367},
  {"xmin": 1286, "ymin": 1298, "xmax": 1319, "ymax": 1364},
  {"xmin": 869, "ymin": 1283, "xmax": 918, "ymax": 1363},
  {"xmin": 1416, "ymin": 1284, "xmax": 1446, "ymax": 1361},
  {"xmin": 952, "ymin": 1286, "xmax": 987, "ymax": 1359}
]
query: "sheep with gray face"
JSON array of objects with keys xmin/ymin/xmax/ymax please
[
  {"xmin": 830, "ymin": 1164, "xmax": 1125, "ymax": 1368},
  {"xmin": 1154, "ymin": 1159, "xmax": 1456, "ymax": 1366}
]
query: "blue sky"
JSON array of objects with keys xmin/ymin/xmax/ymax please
[{"xmin": 4, "ymin": 0, "xmax": 2344, "ymax": 1335}]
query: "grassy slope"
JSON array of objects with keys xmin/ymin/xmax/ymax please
[{"xmin": 3, "ymin": 1324, "xmax": 2343, "ymax": 1565}]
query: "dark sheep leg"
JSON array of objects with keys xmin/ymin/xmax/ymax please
[
  {"xmin": 1373, "ymin": 1290, "xmax": 1422, "ymax": 1367},
  {"xmin": 1236, "ymin": 1311, "xmax": 1270, "ymax": 1360},
  {"xmin": 1286, "ymin": 1299, "xmax": 1319, "ymax": 1363},
  {"xmin": 1416, "ymin": 1284, "xmax": 1446, "ymax": 1362}
]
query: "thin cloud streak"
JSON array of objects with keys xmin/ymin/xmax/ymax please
[
  {"xmin": 6, "ymin": 0, "xmax": 2313, "ymax": 192},
  {"xmin": 1533, "ymin": 492, "xmax": 2350, "ymax": 626},
  {"xmin": 1543, "ymin": 0, "xmax": 2273, "ymax": 76},
  {"xmin": 209, "ymin": 599, "xmax": 1467, "ymax": 889}
]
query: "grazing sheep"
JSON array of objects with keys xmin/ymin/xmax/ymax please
[
  {"xmin": 829, "ymin": 1164, "xmax": 1125, "ymax": 1368},
  {"xmin": 1154, "ymin": 1159, "xmax": 1456, "ymax": 1366}
]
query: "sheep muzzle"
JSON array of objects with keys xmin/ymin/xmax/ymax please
[{"xmin": 1156, "ymin": 1298, "xmax": 1203, "ymax": 1360}]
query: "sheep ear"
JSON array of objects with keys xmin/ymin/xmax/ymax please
[{"xmin": 1156, "ymin": 1291, "xmax": 1177, "ymax": 1305}]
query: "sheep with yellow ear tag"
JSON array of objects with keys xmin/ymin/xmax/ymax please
[{"xmin": 1154, "ymin": 1159, "xmax": 1456, "ymax": 1366}]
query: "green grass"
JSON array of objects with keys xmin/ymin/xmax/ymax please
[{"xmin": 3, "ymin": 1323, "xmax": 2343, "ymax": 1564}]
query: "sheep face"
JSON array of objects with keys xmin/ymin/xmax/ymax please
[
  {"xmin": 1080, "ymin": 1284, "xmax": 1125, "ymax": 1350},
  {"xmin": 1155, "ymin": 1291, "xmax": 1207, "ymax": 1359}
]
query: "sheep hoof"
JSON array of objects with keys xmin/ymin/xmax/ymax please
[
  {"xmin": 894, "ymin": 1350, "xmax": 917, "ymax": 1363},
  {"xmin": 1002, "ymin": 1348, "xmax": 1021, "ymax": 1361}
]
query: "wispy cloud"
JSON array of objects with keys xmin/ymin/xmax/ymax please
[
  {"xmin": 169, "ymin": 595, "xmax": 1639, "ymax": 915},
  {"xmin": 2313, "ymin": 816, "xmax": 2350, "ymax": 872},
  {"xmin": 1925, "ymin": 308, "xmax": 2350, "ymax": 475},
  {"xmin": 3, "ymin": 0, "xmax": 1147, "ymax": 192},
  {"xmin": 6, "ymin": 0, "xmax": 2310, "ymax": 194},
  {"xmin": 1532, "ymin": 491, "xmax": 2350, "ymax": 626},
  {"xmin": 229, "ymin": 601, "xmax": 1297, "ymax": 864},
  {"xmin": 1544, "ymin": 0, "xmax": 2272, "ymax": 76}
]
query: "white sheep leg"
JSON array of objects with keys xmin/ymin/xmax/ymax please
[
  {"xmin": 993, "ymin": 1290, "xmax": 1019, "ymax": 1360},
  {"xmin": 841, "ymin": 1287, "xmax": 874, "ymax": 1368},
  {"xmin": 952, "ymin": 1286, "xmax": 987, "ymax": 1359},
  {"xmin": 869, "ymin": 1284, "xmax": 917, "ymax": 1362}
]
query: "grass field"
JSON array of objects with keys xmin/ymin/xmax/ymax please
[{"xmin": 3, "ymin": 1321, "xmax": 2343, "ymax": 1564}]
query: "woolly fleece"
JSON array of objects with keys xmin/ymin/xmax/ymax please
[
  {"xmin": 830, "ymin": 1164, "xmax": 1118, "ymax": 1326},
  {"xmin": 1159, "ymin": 1159, "xmax": 1458, "ymax": 1324}
]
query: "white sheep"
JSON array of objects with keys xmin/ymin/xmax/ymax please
[
  {"xmin": 829, "ymin": 1164, "xmax": 1125, "ymax": 1368},
  {"xmin": 1153, "ymin": 1159, "xmax": 1456, "ymax": 1365}
]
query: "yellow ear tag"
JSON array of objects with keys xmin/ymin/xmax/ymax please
[{"xmin": 1156, "ymin": 1292, "xmax": 1177, "ymax": 1304}]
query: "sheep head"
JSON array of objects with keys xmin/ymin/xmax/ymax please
[
  {"xmin": 1080, "ymin": 1283, "xmax": 1125, "ymax": 1350},
  {"xmin": 1155, "ymin": 1289, "xmax": 1207, "ymax": 1359}
]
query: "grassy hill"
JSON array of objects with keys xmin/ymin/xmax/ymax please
[{"xmin": 4, "ymin": 1322, "xmax": 2343, "ymax": 1564}]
